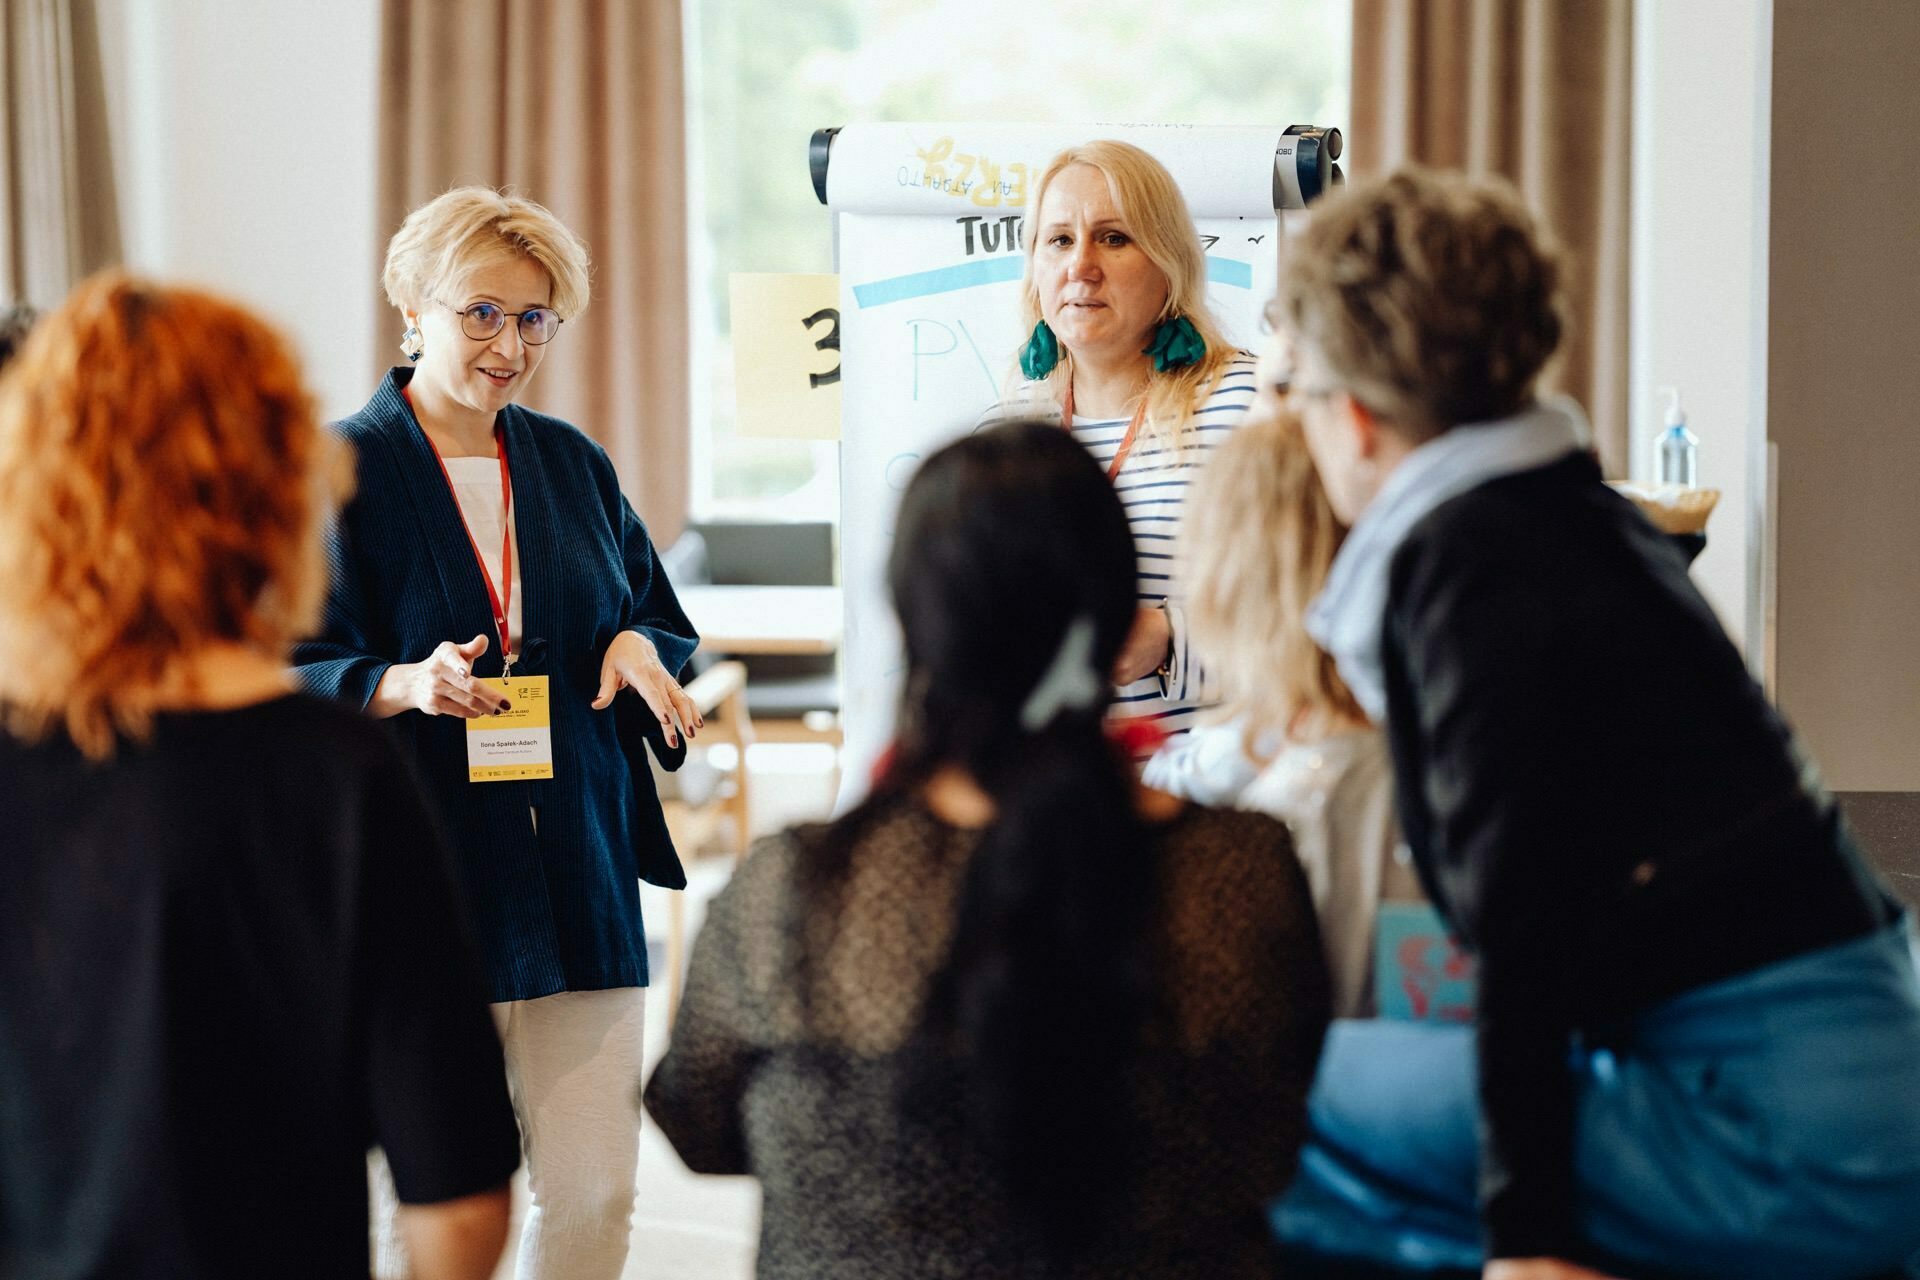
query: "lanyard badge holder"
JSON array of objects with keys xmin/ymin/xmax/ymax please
[{"xmin": 426, "ymin": 426, "xmax": 555, "ymax": 782}]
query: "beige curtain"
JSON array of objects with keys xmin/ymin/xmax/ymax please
[
  {"xmin": 1, "ymin": 0, "xmax": 119, "ymax": 307},
  {"xmin": 378, "ymin": 0, "xmax": 692, "ymax": 539},
  {"xmin": 1351, "ymin": 0, "xmax": 1632, "ymax": 474}
]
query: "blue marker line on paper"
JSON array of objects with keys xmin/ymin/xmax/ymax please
[
  {"xmin": 853, "ymin": 255, "xmax": 1254, "ymax": 308},
  {"xmin": 853, "ymin": 258, "xmax": 1023, "ymax": 307},
  {"xmin": 1205, "ymin": 257, "xmax": 1253, "ymax": 288}
]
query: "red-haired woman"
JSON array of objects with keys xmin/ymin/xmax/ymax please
[{"xmin": 0, "ymin": 274, "xmax": 518, "ymax": 1279}]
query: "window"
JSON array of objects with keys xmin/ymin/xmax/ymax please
[{"xmin": 684, "ymin": 0, "xmax": 1350, "ymax": 520}]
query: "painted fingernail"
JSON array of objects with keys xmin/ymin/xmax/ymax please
[{"xmin": 501, "ymin": 701, "xmax": 512, "ymax": 712}]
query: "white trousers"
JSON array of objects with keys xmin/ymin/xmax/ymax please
[{"xmin": 373, "ymin": 986, "xmax": 649, "ymax": 1280}]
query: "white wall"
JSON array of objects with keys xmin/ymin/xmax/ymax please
[
  {"xmin": 96, "ymin": 0, "xmax": 382, "ymax": 421},
  {"xmin": 1765, "ymin": 0, "xmax": 1920, "ymax": 790},
  {"xmin": 1629, "ymin": 0, "xmax": 1773, "ymax": 655}
]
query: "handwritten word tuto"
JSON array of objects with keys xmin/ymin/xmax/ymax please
[{"xmin": 957, "ymin": 215, "xmax": 1023, "ymax": 257}]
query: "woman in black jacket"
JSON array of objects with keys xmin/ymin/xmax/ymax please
[{"xmin": 1266, "ymin": 168, "xmax": 1920, "ymax": 1280}]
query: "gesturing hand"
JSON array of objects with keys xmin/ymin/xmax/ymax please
[
  {"xmin": 1486, "ymin": 1260, "xmax": 1622, "ymax": 1280},
  {"xmin": 1111, "ymin": 605, "xmax": 1173, "ymax": 686},
  {"xmin": 592, "ymin": 630, "xmax": 702, "ymax": 748},
  {"xmin": 375, "ymin": 633, "xmax": 512, "ymax": 719}
]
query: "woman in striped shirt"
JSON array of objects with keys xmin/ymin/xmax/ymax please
[{"xmin": 980, "ymin": 140, "xmax": 1256, "ymax": 750}]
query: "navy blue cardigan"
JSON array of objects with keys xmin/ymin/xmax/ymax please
[{"xmin": 293, "ymin": 368, "xmax": 698, "ymax": 1002}]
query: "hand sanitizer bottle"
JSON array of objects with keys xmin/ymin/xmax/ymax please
[{"xmin": 1656, "ymin": 387, "xmax": 1698, "ymax": 488}]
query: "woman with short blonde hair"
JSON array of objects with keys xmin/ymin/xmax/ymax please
[
  {"xmin": 983, "ymin": 139, "xmax": 1258, "ymax": 754},
  {"xmin": 382, "ymin": 185, "xmax": 592, "ymax": 339},
  {"xmin": 0, "ymin": 274, "xmax": 518, "ymax": 1277},
  {"xmin": 295, "ymin": 186, "xmax": 700, "ymax": 1280}
]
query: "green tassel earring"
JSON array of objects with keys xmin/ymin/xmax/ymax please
[
  {"xmin": 1143, "ymin": 314, "xmax": 1205, "ymax": 371},
  {"xmin": 1020, "ymin": 320, "xmax": 1060, "ymax": 380}
]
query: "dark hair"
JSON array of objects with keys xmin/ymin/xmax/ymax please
[
  {"xmin": 872, "ymin": 420, "xmax": 1157, "ymax": 1249},
  {"xmin": 0, "ymin": 305, "xmax": 37, "ymax": 373}
]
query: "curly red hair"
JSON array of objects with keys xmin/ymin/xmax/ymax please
[{"xmin": 0, "ymin": 273, "xmax": 349, "ymax": 757}]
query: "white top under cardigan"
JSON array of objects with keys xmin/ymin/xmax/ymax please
[
  {"xmin": 443, "ymin": 455, "xmax": 535, "ymax": 838},
  {"xmin": 442, "ymin": 455, "xmax": 524, "ymax": 665}
]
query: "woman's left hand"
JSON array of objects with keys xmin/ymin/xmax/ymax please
[
  {"xmin": 1485, "ymin": 1260, "xmax": 1621, "ymax": 1280},
  {"xmin": 593, "ymin": 630, "xmax": 702, "ymax": 748},
  {"xmin": 1111, "ymin": 605, "xmax": 1172, "ymax": 686}
]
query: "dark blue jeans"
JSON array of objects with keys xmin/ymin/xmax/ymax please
[{"xmin": 1272, "ymin": 921, "xmax": 1920, "ymax": 1279}]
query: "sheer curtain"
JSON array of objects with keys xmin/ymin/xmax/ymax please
[
  {"xmin": 1350, "ymin": 0, "xmax": 1632, "ymax": 474},
  {"xmin": 378, "ymin": 0, "xmax": 692, "ymax": 538},
  {"xmin": 1, "ymin": 0, "xmax": 118, "ymax": 308}
]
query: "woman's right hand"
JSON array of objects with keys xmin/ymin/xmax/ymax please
[{"xmin": 369, "ymin": 634, "xmax": 512, "ymax": 719}]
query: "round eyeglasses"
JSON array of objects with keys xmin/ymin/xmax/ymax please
[{"xmin": 438, "ymin": 300, "xmax": 563, "ymax": 346}]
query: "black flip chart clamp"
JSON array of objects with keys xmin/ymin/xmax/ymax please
[
  {"xmin": 1275, "ymin": 124, "xmax": 1344, "ymax": 210},
  {"xmin": 810, "ymin": 127, "xmax": 841, "ymax": 205}
]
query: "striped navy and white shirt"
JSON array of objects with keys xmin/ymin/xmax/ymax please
[{"xmin": 980, "ymin": 350, "xmax": 1260, "ymax": 747}]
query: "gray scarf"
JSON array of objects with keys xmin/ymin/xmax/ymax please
[{"xmin": 1305, "ymin": 397, "xmax": 1590, "ymax": 721}]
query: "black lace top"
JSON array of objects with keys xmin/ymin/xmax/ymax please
[{"xmin": 645, "ymin": 794, "xmax": 1330, "ymax": 1279}]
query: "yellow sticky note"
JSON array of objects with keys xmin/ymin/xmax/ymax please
[
  {"xmin": 466, "ymin": 676, "xmax": 555, "ymax": 782},
  {"xmin": 729, "ymin": 272, "xmax": 842, "ymax": 440}
]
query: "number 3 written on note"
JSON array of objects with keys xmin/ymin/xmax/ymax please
[{"xmin": 803, "ymin": 307, "xmax": 841, "ymax": 389}]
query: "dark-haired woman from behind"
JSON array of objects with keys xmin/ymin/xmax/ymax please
[{"xmin": 645, "ymin": 421, "xmax": 1331, "ymax": 1277}]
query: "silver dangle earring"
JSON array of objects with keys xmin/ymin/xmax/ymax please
[{"xmin": 400, "ymin": 324, "xmax": 424, "ymax": 363}]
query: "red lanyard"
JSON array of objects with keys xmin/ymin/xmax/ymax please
[
  {"xmin": 1061, "ymin": 380, "xmax": 1149, "ymax": 479},
  {"xmin": 420, "ymin": 417, "xmax": 516, "ymax": 674}
]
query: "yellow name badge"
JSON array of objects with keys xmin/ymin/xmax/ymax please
[{"xmin": 466, "ymin": 676, "xmax": 555, "ymax": 782}]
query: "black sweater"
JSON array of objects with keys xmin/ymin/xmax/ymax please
[
  {"xmin": 0, "ymin": 697, "xmax": 520, "ymax": 1274},
  {"xmin": 1379, "ymin": 452, "xmax": 1898, "ymax": 1261}
]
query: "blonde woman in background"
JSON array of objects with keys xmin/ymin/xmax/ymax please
[
  {"xmin": 980, "ymin": 139, "xmax": 1257, "ymax": 752},
  {"xmin": 0, "ymin": 275, "xmax": 517, "ymax": 1279},
  {"xmin": 1150, "ymin": 394, "xmax": 1420, "ymax": 1019}
]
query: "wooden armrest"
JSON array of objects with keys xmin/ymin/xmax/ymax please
[{"xmin": 684, "ymin": 660, "xmax": 748, "ymax": 716}]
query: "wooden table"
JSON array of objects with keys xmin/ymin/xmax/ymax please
[{"xmin": 679, "ymin": 585, "xmax": 843, "ymax": 656}]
